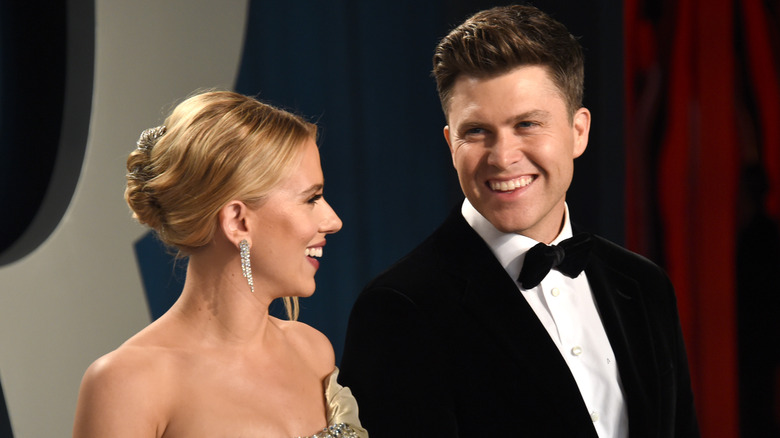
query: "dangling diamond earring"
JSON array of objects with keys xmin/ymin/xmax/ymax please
[{"xmin": 239, "ymin": 239, "xmax": 254, "ymax": 293}]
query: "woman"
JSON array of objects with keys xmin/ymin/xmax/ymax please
[{"xmin": 73, "ymin": 91, "xmax": 367, "ymax": 438}]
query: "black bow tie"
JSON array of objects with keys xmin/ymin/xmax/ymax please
[{"xmin": 517, "ymin": 233, "xmax": 594, "ymax": 289}]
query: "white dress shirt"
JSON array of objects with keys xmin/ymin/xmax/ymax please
[{"xmin": 462, "ymin": 199, "xmax": 629, "ymax": 438}]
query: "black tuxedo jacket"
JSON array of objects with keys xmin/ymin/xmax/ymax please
[{"xmin": 340, "ymin": 209, "xmax": 700, "ymax": 437}]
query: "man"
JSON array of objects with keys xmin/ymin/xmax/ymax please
[{"xmin": 340, "ymin": 4, "xmax": 699, "ymax": 437}]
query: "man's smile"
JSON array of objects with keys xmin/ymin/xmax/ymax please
[{"xmin": 488, "ymin": 175, "xmax": 535, "ymax": 192}]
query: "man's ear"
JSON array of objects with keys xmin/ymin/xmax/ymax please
[
  {"xmin": 572, "ymin": 107, "xmax": 591, "ymax": 159},
  {"xmin": 218, "ymin": 200, "xmax": 250, "ymax": 247}
]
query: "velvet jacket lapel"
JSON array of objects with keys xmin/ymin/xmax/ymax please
[
  {"xmin": 585, "ymin": 238, "xmax": 659, "ymax": 434},
  {"xmin": 433, "ymin": 210, "xmax": 598, "ymax": 433}
]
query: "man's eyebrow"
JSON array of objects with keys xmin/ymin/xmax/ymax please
[
  {"xmin": 457, "ymin": 109, "xmax": 552, "ymax": 129},
  {"xmin": 507, "ymin": 110, "xmax": 550, "ymax": 124}
]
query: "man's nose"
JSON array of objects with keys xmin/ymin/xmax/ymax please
[{"xmin": 486, "ymin": 133, "xmax": 522, "ymax": 169}]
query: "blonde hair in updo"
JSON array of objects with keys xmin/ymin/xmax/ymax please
[{"xmin": 125, "ymin": 90, "xmax": 316, "ymax": 320}]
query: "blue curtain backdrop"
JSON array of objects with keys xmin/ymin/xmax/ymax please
[
  {"xmin": 234, "ymin": 1, "xmax": 461, "ymax": 361},
  {"xmin": 233, "ymin": 0, "xmax": 624, "ymax": 361}
]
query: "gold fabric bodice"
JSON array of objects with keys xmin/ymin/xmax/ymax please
[{"xmin": 298, "ymin": 368, "xmax": 368, "ymax": 438}]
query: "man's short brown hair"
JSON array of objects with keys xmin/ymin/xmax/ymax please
[{"xmin": 433, "ymin": 4, "xmax": 584, "ymax": 118}]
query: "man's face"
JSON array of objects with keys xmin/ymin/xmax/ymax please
[{"xmin": 444, "ymin": 65, "xmax": 590, "ymax": 243}]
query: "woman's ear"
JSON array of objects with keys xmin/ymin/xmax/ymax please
[{"xmin": 218, "ymin": 200, "xmax": 250, "ymax": 247}]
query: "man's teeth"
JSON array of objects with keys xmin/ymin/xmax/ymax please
[
  {"xmin": 305, "ymin": 247, "xmax": 323, "ymax": 258},
  {"xmin": 490, "ymin": 177, "xmax": 533, "ymax": 192}
]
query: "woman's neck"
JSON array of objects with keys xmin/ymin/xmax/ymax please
[{"xmin": 167, "ymin": 247, "xmax": 278, "ymax": 347}]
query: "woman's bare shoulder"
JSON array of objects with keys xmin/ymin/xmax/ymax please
[
  {"xmin": 73, "ymin": 342, "xmax": 179, "ymax": 437},
  {"xmin": 274, "ymin": 318, "xmax": 335, "ymax": 377},
  {"xmin": 86, "ymin": 342, "xmax": 174, "ymax": 382}
]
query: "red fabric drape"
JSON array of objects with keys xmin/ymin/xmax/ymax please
[
  {"xmin": 624, "ymin": 1, "xmax": 746, "ymax": 436},
  {"xmin": 742, "ymin": 1, "xmax": 780, "ymax": 216}
]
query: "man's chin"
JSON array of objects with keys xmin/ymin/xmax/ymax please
[{"xmin": 484, "ymin": 213, "xmax": 527, "ymax": 235}]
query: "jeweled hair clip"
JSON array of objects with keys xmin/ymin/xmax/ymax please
[{"xmin": 136, "ymin": 125, "xmax": 167, "ymax": 152}]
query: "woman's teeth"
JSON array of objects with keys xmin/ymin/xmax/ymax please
[{"xmin": 305, "ymin": 247, "xmax": 323, "ymax": 258}]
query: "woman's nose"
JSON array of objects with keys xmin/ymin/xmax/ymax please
[{"xmin": 320, "ymin": 199, "xmax": 343, "ymax": 234}]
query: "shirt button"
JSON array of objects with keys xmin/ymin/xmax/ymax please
[
  {"xmin": 590, "ymin": 411, "xmax": 599, "ymax": 422},
  {"xmin": 571, "ymin": 346, "xmax": 583, "ymax": 356},
  {"xmin": 551, "ymin": 288, "xmax": 560, "ymax": 297}
]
